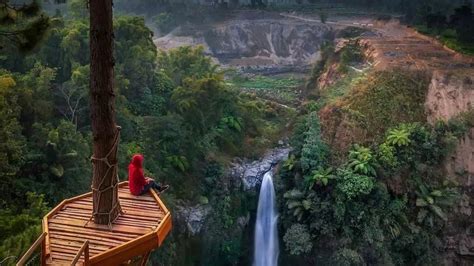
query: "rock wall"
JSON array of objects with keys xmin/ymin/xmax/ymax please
[
  {"xmin": 228, "ymin": 146, "xmax": 291, "ymax": 190},
  {"xmin": 444, "ymin": 129, "xmax": 474, "ymax": 265},
  {"xmin": 425, "ymin": 70, "xmax": 474, "ymax": 265},
  {"xmin": 425, "ymin": 71, "xmax": 474, "ymax": 124},
  {"xmin": 154, "ymin": 14, "xmax": 331, "ymax": 73},
  {"xmin": 424, "ymin": 70, "xmax": 473, "ymax": 194},
  {"xmin": 317, "ymin": 62, "xmax": 342, "ymax": 91},
  {"xmin": 204, "ymin": 21, "xmax": 330, "ymax": 66}
]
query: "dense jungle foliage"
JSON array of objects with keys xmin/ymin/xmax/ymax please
[
  {"xmin": 0, "ymin": 3, "xmax": 291, "ymax": 263},
  {"xmin": 279, "ymin": 111, "xmax": 470, "ymax": 265},
  {"xmin": 1, "ymin": 0, "xmax": 473, "ymax": 265}
]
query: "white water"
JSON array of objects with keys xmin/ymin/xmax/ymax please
[{"xmin": 254, "ymin": 171, "xmax": 279, "ymax": 266}]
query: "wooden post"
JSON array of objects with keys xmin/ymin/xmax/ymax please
[
  {"xmin": 89, "ymin": 0, "xmax": 121, "ymax": 225},
  {"xmin": 84, "ymin": 241, "xmax": 90, "ymax": 266},
  {"xmin": 71, "ymin": 240, "xmax": 89, "ymax": 266},
  {"xmin": 140, "ymin": 252, "xmax": 151, "ymax": 266}
]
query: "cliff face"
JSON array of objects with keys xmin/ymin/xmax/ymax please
[
  {"xmin": 317, "ymin": 22, "xmax": 474, "ymax": 264},
  {"xmin": 425, "ymin": 70, "xmax": 473, "ymax": 196},
  {"xmin": 426, "ymin": 71, "xmax": 474, "ymax": 264},
  {"xmin": 425, "ymin": 71, "xmax": 474, "ymax": 125},
  {"xmin": 424, "ymin": 71, "xmax": 473, "ymax": 188},
  {"xmin": 318, "ymin": 105, "xmax": 363, "ymax": 162},
  {"xmin": 443, "ymin": 130, "xmax": 474, "ymax": 264},
  {"xmin": 204, "ymin": 21, "xmax": 330, "ymax": 68},
  {"xmin": 154, "ymin": 14, "xmax": 331, "ymax": 73}
]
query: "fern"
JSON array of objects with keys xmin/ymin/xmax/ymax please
[
  {"xmin": 166, "ymin": 155, "xmax": 189, "ymax": 172},
  {"xmin": 284, "ymin": 189, "xmax": 314, "ymax": 221},
  {"xmin": 415, "ymin": 180, "xmax": 459, "ymax": 226},
  {"xmin": 347, "ymin": 144, "xmax": 376, "ymax": 176},
  {"xmin": 306, "ymin": 167, "xmax": 335, "ymax": 188},
  {"xmin": 387, "ymin": 128, "xmax": 411, "ymax": 147}
]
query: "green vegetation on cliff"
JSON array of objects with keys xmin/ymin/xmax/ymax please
[
  {"xmin": 279, "ymin": 108, "xmax": 467, "ymax": 265},
  {"xmin": 277, "ymin": 39, "xmax": 472, "ymax": 265}
]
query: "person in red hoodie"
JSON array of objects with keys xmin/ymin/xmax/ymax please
[{"xmin": 128, "ymin": 154, "xmax": 169, "ymax": 196}]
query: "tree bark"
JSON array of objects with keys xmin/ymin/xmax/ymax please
[{"xmin": 89, "ymin": 0, "xmax": 121, "ymax": 225}]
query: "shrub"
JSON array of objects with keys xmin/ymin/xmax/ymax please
[
  {"xmin": 300, "ymin": 112, "xmax": 329, "ymax": 173},
  {"xmin": 347, "ymin": 145, "xmax": 376, "ymax": 176},
  {"xmin": 306, "ymin": 167, "xmax": 335, "ymax": 188},
  {"xmin": 283, "ymin": 224, "xmax": 313, "ymax": 255},
  {"xmin": 336, "ymin": 169, "xmax": 374, "ymax": 200},
  {"xmin": 340, "ymin": 43, "xmax": 364, "ymax": 69},
  {"xmin": 332, "ymin": 248, "xmax": 364, "ymax": 266},
  {"xmin": 377, "ymin": 142, "xmax": 397, "ymax": 168},
  {"xmin": 284, "ymin": 189, "xmax": 313, "ymax": 221}
]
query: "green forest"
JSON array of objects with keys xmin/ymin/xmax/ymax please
[{"xmin": 1, "ymin": 0, "xmax": 473, "ymax": 265}]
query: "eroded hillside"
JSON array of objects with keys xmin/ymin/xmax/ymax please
[
  {"xmin": 315, "ymin": 18, "xmax": 473, "ymax": 264},
  {"xmin": 154, "ymin": 11, "xmax": 331, "ymax": 74}
]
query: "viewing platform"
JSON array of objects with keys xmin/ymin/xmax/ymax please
[{"xmin": 18, "ymin": 182, "xmax": 172, "ymax": 265}]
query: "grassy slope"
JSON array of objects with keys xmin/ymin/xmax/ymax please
[{"xmin": 415, "ymin": 25, "xmax": 474, "ymax": 55}]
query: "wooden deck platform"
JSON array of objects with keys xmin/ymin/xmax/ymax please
[{"xmin": 41, "ymin": 182, "xmax": 172, "ymax": 265}]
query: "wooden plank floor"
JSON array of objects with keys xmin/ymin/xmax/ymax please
[{"xmin": 46, "ymin": 185, "xmax": 166, "ymax": 264}]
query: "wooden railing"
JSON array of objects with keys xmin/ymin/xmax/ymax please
[
  {"xmin": 16, "ymin": 232, "xmax": 47, "ymax": 266},
  {"xmin": 17, "ymin": 233, "xmax": 90, "ymax": 266},
  {"xmin": 71, "ymin": 240, "xmax": 89, "ymax": 266}
]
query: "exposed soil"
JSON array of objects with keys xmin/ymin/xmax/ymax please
[
  {"xmin": 360, "ymin": 20, "xmax": 474, "ymax": 72},
  {"xmin": 154, "ymin": 11, "xmax": 331, "ymax": 74},
  {"xmin": 309, "ymin": 16, "xmax": 474, "ymax": 264}
]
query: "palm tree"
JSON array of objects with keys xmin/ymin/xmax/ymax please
[
  {"xmin": 306, "ymin": 167, "xmax": 335, "ymax": 188},
  {"xmin": 415, "ymin": 181, "xmax": 458, "ymax": 227},
  {"xmin": 284, "ymin": 189, "xmax": 314, "ymax": 221},
  {"xmin": 387, "ymin": 128, "xmax": 411, "ymax": 147}
]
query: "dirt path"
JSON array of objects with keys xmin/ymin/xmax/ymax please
[{"xmin": 279, "ymin": 13, "xmax": 373, "ymax": 28}]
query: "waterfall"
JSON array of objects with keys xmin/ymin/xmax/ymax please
[{"xmin": 254, "ymin": 171, "xmax": 279, "ymax": 266}]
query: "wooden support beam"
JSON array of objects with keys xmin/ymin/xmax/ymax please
[{"xmin": 140, "ymin": 251, "xmax": 151, "ymax": 266}]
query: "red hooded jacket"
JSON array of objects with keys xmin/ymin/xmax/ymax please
[{"xmin": 128, "ymin": 154, "xmax": 147, "ymax": 196}]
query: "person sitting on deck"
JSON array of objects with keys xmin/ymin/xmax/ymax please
[{"xmin": 128, "ymin": 154, "xmax": 169, "ymax": 196}]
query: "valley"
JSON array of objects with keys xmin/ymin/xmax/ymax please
[{"xmin": 1, "ymin": 1, "xmax": 473, "ymax": 265}]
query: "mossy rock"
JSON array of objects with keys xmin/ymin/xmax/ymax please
[{"xmin": 198, "ymin": 195, "xmax": 209, "ymax": 205}]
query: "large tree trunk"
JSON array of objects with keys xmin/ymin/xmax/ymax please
[{"xmin": 89, "ymin": 0, "xmax": 121, "ymax": 225}]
